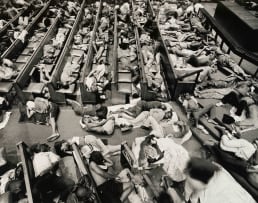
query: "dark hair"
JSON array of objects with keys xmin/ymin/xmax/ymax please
[
  {"xmin": 89, "ymin": 151, "xmax": 105, "ymax": 165},
  {"xmin": 54, "ymin": 140, "xmax": 72, "ymax": 157},
  {"xmin": 30, "ymin": 143, "xmax": 50, "ymax": 154},
  {"xmin": 157, "ymin": 191, "xmax": 174, "ymax": 203},
  {"xmin": 186, "ymin": 157, "xmax": 219, "ymax": 184},
  {"xmin": 96, "ymin": 106, "xmax": 108, "ymax": 119}
]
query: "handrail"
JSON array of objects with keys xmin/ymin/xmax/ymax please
[{"xmin": 199, "ymin": 8, "xmax": 258, "ymax": 67}]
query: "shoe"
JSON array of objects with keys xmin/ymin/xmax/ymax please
[
  {"xmin": 140, "ymin": 125, "xmax": 150, "ymax": 130},
  {"xmin": 47, "ymin": 133, "xmax": 60, "ymax": 142}
]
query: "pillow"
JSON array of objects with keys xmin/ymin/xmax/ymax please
[{"xmin": 33, "ymin": 152, "xmax": 60, "ymax": 177}]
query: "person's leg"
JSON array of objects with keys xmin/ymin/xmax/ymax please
[
  {"xmin": 129, "ymin": 111, "xmax": 150, "ymax": 125},
  {"xmin": 67, "ymin": 99, "xmax": 84, "ymax": 116},
  {"xmin": 193, "ymin": 103, "xmax": 215, "ymax": 125},
  {"xmin": 89, "ymin": 119, "xmax": 116, "ymax": 135},
  {"xmin": 145, "ymin": 116, "xmax": 165, "ymax": 137}
]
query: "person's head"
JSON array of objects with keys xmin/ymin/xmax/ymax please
[
  {"xmin": 157, "ymin": 191, "xmax": 174, "ymax": 203},
  {"xmin": 89, "ymin": 151, "xmax": 105, "ymax": 165},
  {"xmin": 185, "ymin": 157, "xmax": 219, "ymax": 190},
  {"xmin": 54, "ymin": 140, "xmax": 72, "ymax": 157},
  {"xmin": 96, "ymin": 106, "xmax": 108, "ymax": 119},
  {"xmin": 26, "ymin": 101, "xmax": 35, "ymax": 111},
  {"xmin": 236, "ymin": 83, "xmax": 250, "ymax": 96},
  {"xmin": 164, "ymin": 110, "xmax": 172, "ymax": 119},
  {"xmin": 144, "ymin": 134, "xmax": 157, "ymax": 145},
  {"xmin": 30, "ymin": 143, "xmax": 51, "ymax": 154},
  {"xmin": 74, "ymin": 186, "xmax": 95, "ymax": 202},
  {"xmin": 161, "ymin": 104, "xmax": 167, "ymax": 111},
  {"xmin": 253, "ymin": 139, "xmax": 258, "ymax": 149}
]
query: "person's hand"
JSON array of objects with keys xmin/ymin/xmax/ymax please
[{"xmin": 79, "ymin": 118, "xmax": 86, "ymax": 128}]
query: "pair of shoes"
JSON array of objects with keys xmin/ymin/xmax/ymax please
[{"xmin": 47, "ymin": 133, "xmax": 60, "ymax": 142}]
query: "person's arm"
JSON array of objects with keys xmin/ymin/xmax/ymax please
[
  {"xmin": 26, "ymin": 108, "xmax": 35, "ymax": 118},
  {"xmin": 221, "ymin": 135, "xmax": 242, "ymax": 148},
  {"xmin": 120, "ymin": 184, "xmax": 134, "ymax": 202},
  {"xmin": 89, "ymin": 162, "xmax": 114, "ymax": 179},
  {"xmin": 103, "ymin": 157, "xmax": 113, "ymax": 167}
]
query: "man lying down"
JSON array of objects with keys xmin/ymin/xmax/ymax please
[{"xmin": 109, "ymin": 100, "xmax": 192, "ymax": 144}]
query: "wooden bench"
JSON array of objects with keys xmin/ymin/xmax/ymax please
[
  {"xmin": 17, "ymin": 141, "xmax": 81, "ymax": 203},
  {"xmin": 14, "ymin": 14, "xmax": 59, "ymax": 104},
  {"xmin": 72, "ymin": 143, "xmax": 103, "ymax": 203},
  {"xmin": 0, "ymin": 5, "xmax": 29, "ymax": 38},
  {"xmin": 145, "ymin": 0, "xmax": 203, "ymax": 100},
  {"xmin": 121, "ymin": 141, "xmax": 160, "ymax": 201},
  {"xmin": 79, "ymin": 0, "xmax": 110, "ymax": 104},
  {"xmin": 0, "ymin": 0, "xmax": 52, "ymax": 98},
  {"xmin": 47, "ymin": 0, "xmax": 87, "ymax": 104}
]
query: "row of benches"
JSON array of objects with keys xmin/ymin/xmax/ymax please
[{"xmin": 15, "ymin": 141, "xmax": 158, "ymax": 203}]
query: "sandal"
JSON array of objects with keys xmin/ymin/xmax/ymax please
[{"xmin": 47, "ymin": 133, "xmax": 60, "ymax": 142}]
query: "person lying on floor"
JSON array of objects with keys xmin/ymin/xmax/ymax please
[
  {"xmin": 0, "ymin": 58, "xmax": 18, "ymax": 81},
  {"xmin": 54, "ymin": 134, "xmax": 120, "ymax": 158},
  {"xmin": 215, "ymin": 48, "xmax": 250, "ymax": 79},
  {"xmin": 80, "ymin": 114, "xmax": 115, "ymax": 136},
  {"xmin": 206, "ymin": 129, "xmax": 258, "ymax": 189},
  {"xmin": 192, "ymin": 83, "xmax": 252, "ymax": 126},
  {"xmin": 89, "ymin": 151, "xmax": 143, "ymax": 203},
  {"xmin": 26, "ymin": 96, "xmax": 60, "ymax": 142},
  {"xmin": 133, "ymin": 135, "xmax": 190, "ymax": 182},
  {"xmin": 30, "ymin": 143, "xmax": 75, "ymax": 203},
  {"xmin": 66, "ymin": 98, "xmax": 107, "ymax": 117},
  {"xmin": 111, "ymin": 100, "xmax": 168, "ymax": 119},
  {"xmin": 161, "ymin": 157, "xmax": 256, "ymax": 203}
]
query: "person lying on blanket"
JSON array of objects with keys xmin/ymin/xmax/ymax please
[
  {"xmin": 133, "ymin": 136, "xmax": 190, "ymax": 182},
  {"xmin": 54, "ymin": 135, "xmax": 120, "ymax": 158},
  {"xmin": 111, "ymin": 100, "xmax": 168, "ymax": 119},
  {"xmin": 26, "ymin": 97, "xmax": 60, "ymax": 142},
  {"xmin": 192, "ymin": 83, "xmax": 252, "ymax": 126},
  {"xmin": 80, "ymin": 114, "xmax": 115, "ymax": 136},
  {"xmin": 162, "ymin": 157, "xmax": 256, "ymax": 203}
]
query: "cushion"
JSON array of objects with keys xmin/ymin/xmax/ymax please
[{"xmin": 32, "ymin": 152, "xmax": 60, "ymax": 177}]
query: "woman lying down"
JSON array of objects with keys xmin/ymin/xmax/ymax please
[{"xmin": 132, "ymin": 134, "xmax": 190, "ymax": 182}]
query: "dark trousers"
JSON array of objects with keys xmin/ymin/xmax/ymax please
[{"xmin": 32, "ymin": 173, "xmax": 75, "ymax": 202}]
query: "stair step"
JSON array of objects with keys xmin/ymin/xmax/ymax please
[
  {"xmin": 16, "ymin": 54, "xmax": 31, "ymax": 63},
  {"xmin": 118, "ymin": 82, "xmax": 132, "ymax": 94},
  {"xmin": 118, "ymin": 72, "xmax": 132, "ymax": 82}
]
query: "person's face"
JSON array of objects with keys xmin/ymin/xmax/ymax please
[
  {"xmin": 238, "ymin": 85, "xmax": 250, "ymax": 96},
  {"xmin": 161, "ymin": 104, "xmax": 167, "ymax": 110},
  {"xmin": 164, "ymin": 111, "xmax": 172, "ymax": 119},
  {"xmin": 150, "ymin": 137, "xmax": 157, "ymax": 144},
  {"xmin": 61, "ymin": 142, "xmax": 69, "ymax": 151}
]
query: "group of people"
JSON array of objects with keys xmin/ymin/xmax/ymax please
[{"xmin": 1, "ymin": 0, "xmax": 258, "ymax": 203}]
